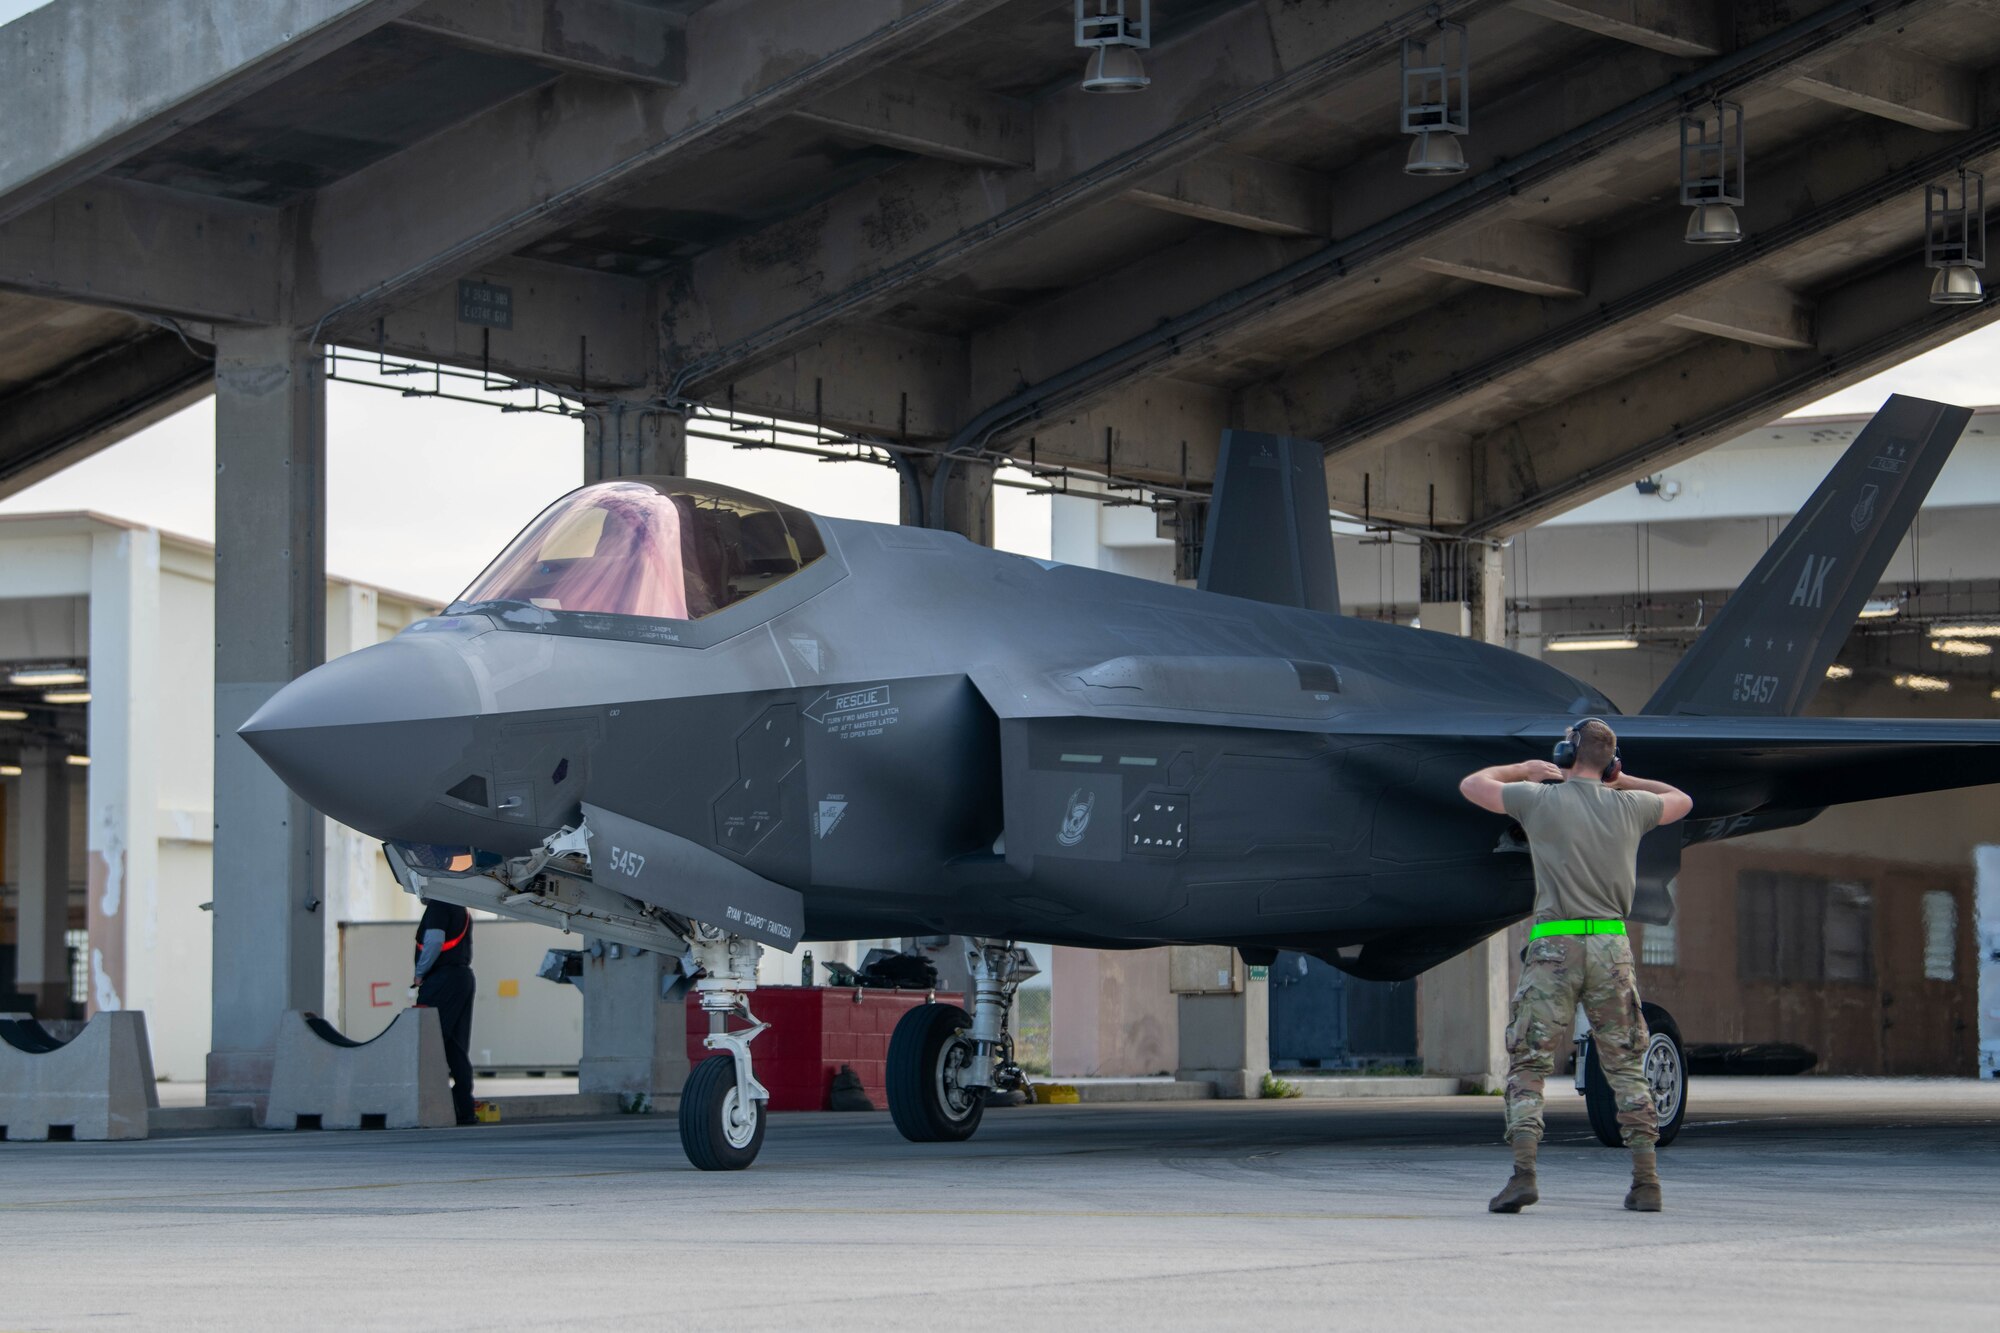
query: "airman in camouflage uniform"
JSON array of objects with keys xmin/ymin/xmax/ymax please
[
  {"xmin": 1504, "ymin": 933, "xmax": 1657, "ymax": 1149},
  {"xmin": 1459, "ymin": 719, "xmax": 1693, "ymax": 1214}
]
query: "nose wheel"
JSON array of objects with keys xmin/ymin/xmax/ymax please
[
  {"xmin": 680, "ymin": 1053, "xmax": 766, "ymax": 1170},
  {"xmin": 678, "ymin": 927, "xmax": 771, "ymax": 1171}
]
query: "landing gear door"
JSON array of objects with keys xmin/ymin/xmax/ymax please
[
  {"xmin": 582, "ymin": 801, "xmax": 803, "ymax": 949},
  {"xmin": 1629, "ymin": 825, "xmax": 1681, "ymax": 926}
]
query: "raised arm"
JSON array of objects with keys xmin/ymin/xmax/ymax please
[
  {"xmin": 1611, "ymin": 772, "xmax": 1694, "ymax": 825},
  {"xmin": 1459, "ymin": 760, "xmax": 1563, "ymax": 814}
]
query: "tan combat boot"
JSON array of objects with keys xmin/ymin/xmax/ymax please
[
  {"xmin": 1488, "ymin": 1136, "xmax": 1540, "ymax": 1213},
  {"xmin": 1624, "ymin": 1148, "xmax": 1662, "ymax": 1212}
]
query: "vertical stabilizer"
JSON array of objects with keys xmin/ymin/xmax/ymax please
[
  {"xmin": 1644, "ymin": 395, "xmax": 1973, "ymax": 717},
  {"xmin": 1197, "ymin": 430, "xmax": 1339, "ymax": 613}
]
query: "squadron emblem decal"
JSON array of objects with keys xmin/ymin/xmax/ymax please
[
  {"xmin": 1057, "ymin": 788, "xmax": 1096, "ymax": 847},
  {"xmin": 1850, "ymin": 483, "xmax": 1879, "ymax": 533}
]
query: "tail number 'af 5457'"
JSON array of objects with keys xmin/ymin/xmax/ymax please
[
  {"xmin": 608, "ymin": 846, "xmax": 647, "ymax": 877},
  {"xmin": 1732, "ymin": 673, "xmax": 1781, "ymax": 705}
]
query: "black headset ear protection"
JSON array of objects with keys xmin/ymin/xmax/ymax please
[{"xmin": 1553, "ymin": 717, "xmax": 1621, "ymax": 781}]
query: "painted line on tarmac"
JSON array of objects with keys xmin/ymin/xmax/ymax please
[
  {"xmin": 0, "ymin": 1169, "xmax": 663, "ymax": 1210},
  {"xmin": 733, "ymin": 1206, "xmax": 1429, "ymax": 1220}
]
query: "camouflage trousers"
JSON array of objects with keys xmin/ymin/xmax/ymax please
[{"xmin": 1503, "ymin": 933, "xmax": 1658, "ymax": 1149}]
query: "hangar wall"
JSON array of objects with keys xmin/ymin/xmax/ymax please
[{"xmin": 0, "ymin": 512, "xmax": 435, "ymax": 1078}]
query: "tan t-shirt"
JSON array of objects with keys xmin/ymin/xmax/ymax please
[{"xmin": 1501, "ymin": 779, "xmax": 1665, "ymax": 923}]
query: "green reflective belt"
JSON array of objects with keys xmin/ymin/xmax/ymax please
[{"xmin": 1529, "ymin": 918, "xmax": 1627, "ymax": 939}]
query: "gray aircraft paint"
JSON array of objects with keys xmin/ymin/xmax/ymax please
[{"xmin": 241, "ymin": 398, "xmax": 2000, "ymax": 981}]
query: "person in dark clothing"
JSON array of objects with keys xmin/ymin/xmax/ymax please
[{"xmin": 412, "ymin": 899, "xmax": 478, "ymax": 1125}]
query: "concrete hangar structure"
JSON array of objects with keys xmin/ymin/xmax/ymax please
[{"xmin": 1, "ymin": 0, "xmax": 1998, "ymax": 1108}]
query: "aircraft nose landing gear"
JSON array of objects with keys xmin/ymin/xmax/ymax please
[{"xmin": 679, "ymin": 927, "xmax": 770, "ymax": 1171}]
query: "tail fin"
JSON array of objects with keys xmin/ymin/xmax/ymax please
[
  {"xmin": 1643, "ymin": 395, "xmax": 1973, "ymax": 717},
  {"xmin": 1197, "ymin": 430, "xmax": 1340, "ymax": 612}
]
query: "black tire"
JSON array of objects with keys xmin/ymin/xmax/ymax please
[
  {"xmin": 887, "ymin": 1003, "xmax": 985, "ymax": 1143},
  {"xmin": 1584, "ymin": 1001, "xmax": 1687, "ymax": 1149},
  {"xmin": 679, "ymin": 1054, "xmax": 766, "ymax": 1171}
]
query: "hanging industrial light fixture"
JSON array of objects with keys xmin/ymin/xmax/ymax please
[
  {"xmin": 1075, "ymin": 0, "xmax": 1150, "ymax": 94},
  {"xmin": 1680, "ymin": 101, "xmax": 1745, "ymax": 244},
  {"xmin": 1924, "ymin": 167, "xmax": 1985, "ymax": 304},
  {"xmin": 1401, "ymin": 21, "xmax": 1469, "ymax": 175}
]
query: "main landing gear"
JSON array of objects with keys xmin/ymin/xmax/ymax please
[
  {"xmin": 888, "ymin": 938, "xmax": 1038, "ymax": 1144},
  {"xmin": 1575, "ymin": 1000, "xmax": 1688, "ymax": 1148},
  {"xmin": 679, "ymin": 927, "xmax": 769, "ymax": 1171}
]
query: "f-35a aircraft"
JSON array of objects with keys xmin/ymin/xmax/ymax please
[{"xmin": 244, "ymin": 394, "xmax": 1999, "ymax": 1169}]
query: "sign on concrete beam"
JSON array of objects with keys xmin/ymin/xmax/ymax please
[{"xmin": 457, "ymin": 280, "xmax": 514, "ymax": 330}]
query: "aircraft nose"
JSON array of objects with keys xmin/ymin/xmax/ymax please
[{"xmin": 239, "ymin": 636, "xmax": 483, "ymax": 843}]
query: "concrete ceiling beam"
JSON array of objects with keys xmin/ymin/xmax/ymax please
[
  {"xmin": 1125, "ymin": 153, "xmax": 1331, "ymax": 238},
  {"xmin": 397, "ymin": 0, "xmax": 685, "ymax": 86},
  {"xmin": 991, "ymin": 377, "xmax": 1231, "ymax": 485},
  {"xmin": 1327, "ymin": 432, "xmax": 1473, "ymax": 527},
  {"xmin": 791, "ymin": 69, "xmax": 1032, "ymax": 169},
  {"xmin": 660, "ymin": 0, "xmax": 1498, "ymax": 393},
  {"xmin": 1465, "ymin": 256, "xmax": 2000, "ymax": 535},
  {"xmin": 1511, "ymin": 0, "xmax": 1726, "ymax": 57},
  {"xmin": 351, "ymin": 260, "xmax": 971, "ymax": 441},
  {"xmin": 0, "ymin": 328, "xmax": 212, "ymax": 499},
  {"xmin": 0, "ymin": 0, "xmax": 420, "ymax": 227},
  {"xmin": 1662, "ymin": 280, "xmax": 1816, "ymax": 350},
  {"xmin": 952, "ymin": 1, "xmax": 1942, "ymax": 447},
  {"xmin": 299, "ymin": 0, "xmax": 1014, "ymax": 331},
  {"xmin": 354, "ymin": 258, "xmax": 656, "ymax": 391},
  {"xmin": 0, "ymin": 179, "xmax": 281, "ymax": 324},
  {"xmin": 719, "ymin": 324, "xmax": 970, "ymax": 444},
  {"xmin": 1239, "ymin": 111, "xmax": 1998, "ymax": 460},
  {"xmin": 1786, "ymin": 45, "xmax": 1976, "ymax": 131},
  {"xmin": 1409, "ymin": 221, "xmax": 1588, "ymax": 297}
]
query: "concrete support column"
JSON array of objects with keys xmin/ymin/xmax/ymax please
[
  {"xmin": 578, "ymin": 945, "xmax": 690, "ymax": 1106},
  {"xmin": 207, "ymin": 327, "xmax": 326, "ymax": 1111},
  {"xmin": 905, "ymin": 454, "xmax": 994, "ymax": 545},
  {"xmin": 87, "ymin": 523, "xmax": 159, "ymax": 1023},
  {"xmin": 13, "ymin": 747, "xmax": 71, "ymax": 1018},
  {"xmin": 1168, "ymin": 945, "xmax": 1268, "ymax": 1098},
  {"xmin": 583, "ymin": 399, "xmax": 685, "ymax": 481},
  {"xmin": 577, "ymin": 398, "xmax": 688, "ymax": 1098},
  {"xmin": 1416, "ymin": 539, "xmax": 1511, "ymax": 1091}
]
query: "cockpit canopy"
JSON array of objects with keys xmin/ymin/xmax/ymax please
[{"xmin": 451, "ymin": 479, "xmax": 826, "ymax": 621}]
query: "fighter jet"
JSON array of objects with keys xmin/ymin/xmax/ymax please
[{"xmin": 243, "ymin": 394, "xmax": 2000, "ymax": 1169}]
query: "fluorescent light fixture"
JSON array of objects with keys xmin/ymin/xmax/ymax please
[
  {"xmin": 1894, "ymin": 673, "xmax": 1951, "ymax": 693},
  {"xmin": 0, "ymin": 764, "xmax": 20, "ymax": 778},
  {"xmin": 1545, "ymin": 635, "xmax": 1640, "ymax": 652},
  {"xmin": 0, "ymin": 708, "xmax": 26, "ymax": 720},
  {"xmin": 1928, "ymin": 621, "xmax": 2000, "ymax": 638},
  {"xmin": 1824, "ymin": 663, "xmax": 1854, "ymax": 680},
  {"xmin": 66, "ymin": 754, "xmax": 90, "ymax": 767},
  {"xmin": 1932, "ymin": 638, "xmax": 1993, "ymax": 657},
  {"xmin": 1857, "ymin": 598, "xmax": 1902, "ymax": 620},
  {"xmin": 42, "ymin": 690, "xmax": 90, "ymax": 705},
  {"xmin": 8, "ymin": 666, "xmax": 86, "ymax": 687}
]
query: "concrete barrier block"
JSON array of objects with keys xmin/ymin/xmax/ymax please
[
  {"xmin": 0, "ymin": 1010, "xmax": 160, "ymax": 1141},
  {"xmin": 263, "ymin": 1008, "xmax": 455, "ymax": 1131}
]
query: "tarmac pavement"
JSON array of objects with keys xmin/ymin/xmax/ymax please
[{"xmin": 1, "ymin": 1078, "xmax": 1994, "ymax": 1331}]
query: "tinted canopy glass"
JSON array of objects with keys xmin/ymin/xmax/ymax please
[{"xmin": 453, "ymin": 479, "xmax": 827, "ymax": 621}]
